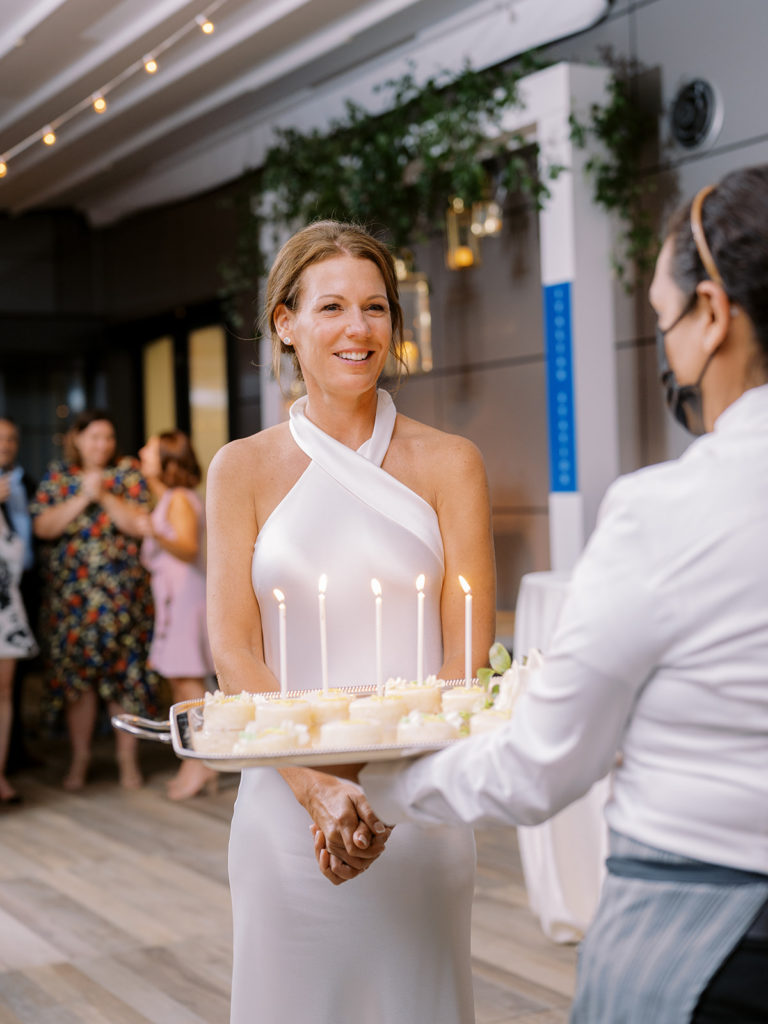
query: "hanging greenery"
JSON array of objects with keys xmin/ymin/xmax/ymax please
[
  {"xmin": 219, "ymin": 55, "xmax": 659, "ymax": 322},
  {"xmin": 258, "ymin": 53, "xmax": 563, "ymax": 251},
  {"xmin": 569, "ymin": 73, "xmax": 659, "ymax": 285}
]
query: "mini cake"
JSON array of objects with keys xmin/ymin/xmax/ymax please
[
  {"xmin": 317, "ymin": 718, "xmax": 384, "ymax": 748},
  {"xmin": 233, "ymin": 721, "xmax": 310, "ymax": 754},
  {"xmin": 396, "ymin": 710, "xmax": 460, "ymax": 744},
  {"xmin": 202, "ymin": 690, "xmax": 256, "ymax": 732},
  {"xmin": 348, "ymin": 694, "xmax": 409, "ymax": 741},
  {"xmin": 305, "ymin": 689, "xmax": 354, "ymax": 724},
  {"xmin": 191, "ymin": 729, "xmax": 239, "ymax": 755},
  {"xmin": 255, "ymin": 697, "xmax": 314, "ymax": 730},
  {"xmin": 469, "ymin": 708, "xmax": 512, "ymax": 735},
  {"xmin": 441, "ymin": 685, "xmax": 487, "ymax": 715},
  {"xmin": 385, "ymin": 675, "xmax": 442, "ymax": 713}
]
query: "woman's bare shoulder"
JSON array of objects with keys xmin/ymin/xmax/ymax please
[
  {"xmin": 208, "ymin": 423, "xmax": 293, "ymax": 478},
  {"xmin": 394, "ymin": 413, "xmax": 485, "ymax": 468}
]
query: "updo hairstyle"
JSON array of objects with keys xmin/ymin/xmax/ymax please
[
  {"xmin": 263, "ymin": 220, "xmax": 405, "ymax": 381},
  {"xmin": 666, "ymin": 164, "xmax": 768, "ymax": 369}
]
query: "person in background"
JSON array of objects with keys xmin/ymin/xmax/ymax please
[
  {"xmin": 137, "ymin": 430, "xmax": 217, "ymax": 800},
  {"xmin": 337, "ymin": 165, "xmax": 768, "ymax": 1023},
  {"xmin": 0, "ymin": 416, "xmax": 39, "ymax": 774},
  {"xmin": 0, "ymin": 502, "xmax": 38, "ymax": 803},
  {"xmin": 31, "ymin": 409, "xmax": 159, "ymax": 791}
]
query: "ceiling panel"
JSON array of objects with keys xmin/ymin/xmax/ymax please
[{"xmin": 0, "ymin": 0, "xmax": 610, "ymax": 224}]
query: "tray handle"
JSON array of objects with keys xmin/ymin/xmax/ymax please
[{"xmin": 111, "ymin": 713, "xmax": 172, "ymax": 743}]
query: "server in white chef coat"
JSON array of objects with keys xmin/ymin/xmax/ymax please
[{"xmin": 316, "ymin": 165, "xmax": 768, "ymax": 1024}]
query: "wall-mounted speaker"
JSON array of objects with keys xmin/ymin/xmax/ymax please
[{"xmin": 670, "ymin": 79, "xmax": 722, "ymax": 150}]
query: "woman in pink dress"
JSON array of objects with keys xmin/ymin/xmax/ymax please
[{"xmin": 138, "ymin": 430, "xmax": 216, "ymax": 800}]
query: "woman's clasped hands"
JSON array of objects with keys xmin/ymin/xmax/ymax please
[{"xmin": 303, "ymin": 772, "xmax": 392, "ymax": 885}]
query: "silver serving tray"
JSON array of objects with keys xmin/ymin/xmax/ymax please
[{"xmin": 112, "ymin": 680, "xmax": 479, "ymax": 771}]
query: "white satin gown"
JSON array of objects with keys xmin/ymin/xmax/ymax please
[{"xmin": 228, "ymin": 390, "xmax": 476, "ymax": 1024}]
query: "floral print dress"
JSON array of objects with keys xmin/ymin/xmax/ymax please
[{"xmin": 31, "ymin": 457, "xmax": 159, "ymax": 720}]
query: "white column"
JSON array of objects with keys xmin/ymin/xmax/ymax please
[{"xmin": 530, "ymin": 63, "xmax": 620, "ymax": 569}]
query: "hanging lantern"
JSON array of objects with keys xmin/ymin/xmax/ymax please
[
  {"xmin": 445, "ymin": 197, "xmax": 480, "ymax": 270},
  {"xmin": 470, "ymin": 198, "xmax": 503, "ymax": 238},
  {"xmin": 384, "ymin": 264, "xmax": 433, "ymax": 376}
]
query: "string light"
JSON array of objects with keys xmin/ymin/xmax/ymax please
[{"xmin": 0, "ymin": 2, "xmax": 227, "ymax": 179}]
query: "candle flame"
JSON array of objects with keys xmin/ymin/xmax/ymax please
[
  {"xmin": 458, "ymin": 575, "xmax": 471, "ymax": 595},
  {"xmin": 273, "ymin": 588, "xmax": 285, "ymax": 603},
  {"xmin": 318, "ymin": 573, "xmax": 328, "ymax": 594},
  {"xmin": 416, "ymin": 573, "xmax": 425, "ymax": 591},
  {"xmin": 371, "ymin": 578, "xmax": 382, "ymax": 597}
]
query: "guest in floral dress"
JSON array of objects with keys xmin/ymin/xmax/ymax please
[{"xmin": 31, "ymin": 410, "xmax": 159, "ymax": 790}]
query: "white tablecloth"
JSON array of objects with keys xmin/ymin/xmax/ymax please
[{"xmin": 513, "ymin": 570, "xmax": 610, "ymax": 944}]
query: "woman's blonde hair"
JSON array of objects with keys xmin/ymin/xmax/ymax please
[{"xmin": 263, "ymin": 220, "xmax": 405, "ymax": 381}]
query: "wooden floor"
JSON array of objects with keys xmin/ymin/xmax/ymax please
[{"xmin": 0, "ymin": 726, "xmax": 576, "ymax": 1023}]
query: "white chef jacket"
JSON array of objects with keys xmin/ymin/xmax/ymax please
[{"xmin": 363, "ymin": 384, "xmax": 768, "ymax": 875}]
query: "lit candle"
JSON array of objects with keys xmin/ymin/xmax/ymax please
[
  {"xmin": 273, "ymin": 588, "xmax": 288, "ymax": 696},
  {"xmin": 416, "ymin": 574, "xmax": 425, "ymax": 684},
  {"xmin": 458, "ymin": 575, "xmax": 472, "ymax": 687},
  {"xmin": 318, "ymin": 574, "xmax": 329, "ymax": 695},
  {"xmin": 371, "ymin": 578, "xmax": 383, "ymax": 696}
]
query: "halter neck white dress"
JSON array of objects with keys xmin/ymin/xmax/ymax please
[{"xmin": 228, "ymin": 390, "xmax": 476, "ymax": 1024}]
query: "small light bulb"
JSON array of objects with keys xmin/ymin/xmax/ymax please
[
  {"xmin": 92, "ymin": 95, "xmax": 107, "ymax": 113},
  {"xmin": 0, "ymin": 161, "xmax": 7, "ymax": 178},
  {"xmin": 42, "ymin": 127, "xmax": 56, "ymax": 146},
  {"xmin": 196, "ymin": 15, "xmax": 215, "ymax": 33},
  {"xmin": 144, "ymin": 56, "xmax": 158, "ymax": 74}
]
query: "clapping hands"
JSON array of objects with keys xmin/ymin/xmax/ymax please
[{"xmin": 80, "ymin": 469, "xmax": 104, "ymax": 502}]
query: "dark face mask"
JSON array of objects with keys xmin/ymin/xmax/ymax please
[{"xmin": 655, "ymin": 295, "xmax": 713, "ymax": 437}]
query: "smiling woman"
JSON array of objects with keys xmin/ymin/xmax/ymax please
[
  {"xmin": 205, "ymin": 219, "xmax": 496, "ymax": 1023},
  {"xmin": 273, "ymin": 255, "xmax": 393, "ymax": 404}
]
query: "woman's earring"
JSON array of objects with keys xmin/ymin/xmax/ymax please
[{"xmin": 282, "ymin": 336, "xmax": 292, "ymax": 347}]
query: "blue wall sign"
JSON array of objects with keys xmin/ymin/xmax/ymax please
[{"xmin": 543, "ymin": 282, "xmax": 577, "ymax": 492}]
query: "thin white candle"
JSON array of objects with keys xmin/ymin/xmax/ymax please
[
  {"xmin": 416, "ymin": 574, "xmax": 425, "ymax": 684},
  {"xmin": 273, "ymin": 587, "xmax": 288, "ymax": 696},
  {"xmin": 371, "ymin": 578, "xmax": 383, "ymax": 696},
  {"xmin": 318, "ymin": 574, "xmax": 329, "ymax": 695},
  {"xmin": 458, "ymin": 575, "xmax": 472, "ymax": 687}
]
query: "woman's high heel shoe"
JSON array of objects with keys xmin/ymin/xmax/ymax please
[{"xmin": 166, "ymin": 762, "xmax": 219, "ymax": 801}]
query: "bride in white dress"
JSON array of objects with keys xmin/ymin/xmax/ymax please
[{"xmin": 206, "ymin": 221, "xmax": 495, "ymax": 1024}]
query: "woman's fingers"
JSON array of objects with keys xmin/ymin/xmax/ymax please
[{"xmin": 352, "ymin": 790, "xmax": 391, "ymax": 837}]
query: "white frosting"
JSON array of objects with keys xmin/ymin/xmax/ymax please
[
  {"xmin": 317, "ymin": 719, "xmax": 384, "ymax": 747},
  {"xmin": 396, "ymin": 710, "xmax": 459, "ymax": 743},
  {"xmin": 441, "ymin": 686, "xmax": 486, "ymax": 715},
  {"xmin": 233, "ymin": 721, "xmax": 310, "ymax": 754},
  {"xmin": 255, "ymin": 699, "xmax": 313, "ymax": 729},
  {"xmin": 202, "ymin": 691, "xmax": 257, "ymax": 732}
]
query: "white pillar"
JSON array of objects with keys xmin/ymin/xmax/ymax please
[{"xmin": 527, "ymin": 63, "xmax": 619, "ymax": 569}]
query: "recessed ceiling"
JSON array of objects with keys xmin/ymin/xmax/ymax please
[{"xmin": 0, "ymin": 0, "xmax": 609, "ymax": 225}]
